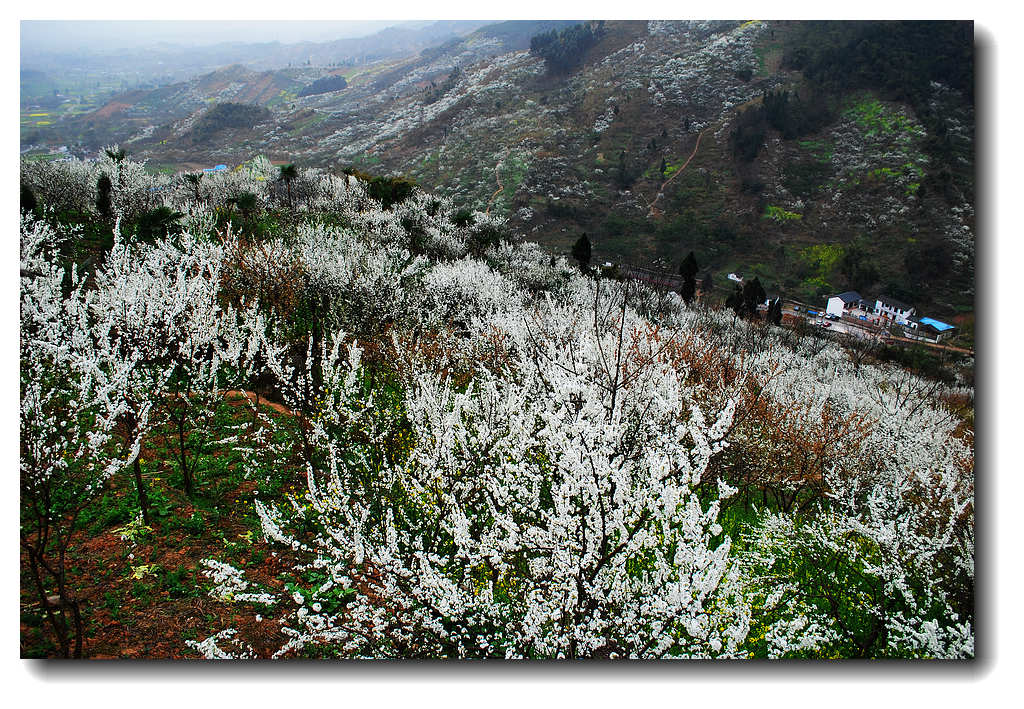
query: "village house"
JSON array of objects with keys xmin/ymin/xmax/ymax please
[
  {"xmin": 825, "ymin": 291, "xmax": 868, "ymax": 318},
  {"xmin": 825, "ymin": 289, "xmax": 960, "ymax": 344},
  {"xmin": 904, "ymin": 316, "xmax": 959, "ymax": 343},
  {"xmin": 874, "ymin": 295, "xmax": 916, "ymax": 325}
]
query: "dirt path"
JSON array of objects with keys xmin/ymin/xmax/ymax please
[
  {"xmin": 647, "ymin": 128, "xmax": 707, "ymax": 218},
  {"xmin": 222, "ymin": 389, "xmax": 295, "ymax": 417},
  {"xmin": 886, "ymin": 336, "xmax": 974, "ymax": 356},
  {"xmin": 486, "ymin": 149, "xmax": 510, "ymax": 215}
]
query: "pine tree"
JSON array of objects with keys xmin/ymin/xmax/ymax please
[
  {"xmin": 741, "ymin": 278, "xmax": 767, "ymax": 318},
  {"xmin": 679, "ymin": 252, "xmax": 698, "ymax": 304},
  {"xmin": 571, "ymin": 233, "xmax": 592, "ymax": 270},
  {"xmin": 679, "ymin": 251, "xmax": 699, "ymax": 280},
  {"xmin": 96, "ymin": 173, "xmax": 113, "ymax": 222}
]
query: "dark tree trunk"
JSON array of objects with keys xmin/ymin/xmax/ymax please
[{"xmin": 133, "ymin": 457, "xmax": 150, "ymax": 525}]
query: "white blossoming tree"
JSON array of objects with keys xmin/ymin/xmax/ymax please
[
  {"xmin": 736, "ymin": 343, "xmax": 975, "ymax": 658},
  {"xmin": 214, "ymin": 278, "xmax": 753, "ymax": 659},
  {"xmin": 90, "ymin": 227, "xmax": 261, "ymax": 502},
  {"xmin": 20, "ymin": 216, "xmax": 143, "ymax": 657},
  {"xmin": 18, "ymin": 156, "xmax": 973, "ymax": 660}
]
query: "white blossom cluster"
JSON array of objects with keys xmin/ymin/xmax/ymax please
[
  {"xmin": 646, "ymin": 21, "xmax": 772, "ymax": 121},
  {"xmin": 21, "ymin": 158, "xmax": 973, "ymax": 660},
  {"xmin": 200, "ymin": 559, "xmax": 278, "ymax": 605},
  {"xmin": 186, "ymin": 629, "xmax": 257, "ymax": 659},
  {"xmin": 253, "ymin": 286, "xmax": 750, "ymax": 658},
  {"xmin": 21, "ymin": 217, "xmax": 133, "ymax": 504}
]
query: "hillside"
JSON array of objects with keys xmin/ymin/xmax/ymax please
[
  {"xmin": 28, "ymin": 20, "xmax": 975, "ymax": 321},
  {"xmin": 19, "ymin": 154, "xmax": 974, "ymax": 659}
]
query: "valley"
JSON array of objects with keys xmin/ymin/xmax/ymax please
[{"xmin": 23, "ymin": 20, "xmax": 974, "ymax": 322}]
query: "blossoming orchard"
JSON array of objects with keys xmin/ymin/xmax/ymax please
[{"xmin": 20, "ymin": 153, "xmax": 973, "ymax": 659}]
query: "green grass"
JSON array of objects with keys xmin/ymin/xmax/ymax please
[{"xmin": 762, "ymin": 205, "xmax": 802, "ymax": 222}]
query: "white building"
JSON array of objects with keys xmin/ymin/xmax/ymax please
[
  {"xmin": 874, "ymin": 296, "xmax": 915, "ymax": 325},
  {"xmin": 826, "ymin": 291, "xmax": 865, "ymax": 318}
]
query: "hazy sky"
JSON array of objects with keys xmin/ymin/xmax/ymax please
[{"xmin": 20, "ymin": 20, "xmax": 411, "ymax": 53}]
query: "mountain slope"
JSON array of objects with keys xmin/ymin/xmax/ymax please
[{"xmin": 39, "ymin": 20, "xmax": 975, "ymax": 318}]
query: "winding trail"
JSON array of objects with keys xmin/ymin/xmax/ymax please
[
  {"xmin": 486, "ymin": 148, "xmax": 511, "ymax": 215},
  {"xmin": 222, "ymin": 389, "xmax": 295, "ymax": 418},
  {"xmin": 646, "ymin": 128, "xmax": 708, "ymax": 219}
]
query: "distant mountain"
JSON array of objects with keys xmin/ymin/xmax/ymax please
[
  {"xmin": 20, "ymin": 20, "xmax": 491, "ymax": 95},
  {"xmin": 27, "ymin": 20, "xmax": 975, "ymax": 318}
]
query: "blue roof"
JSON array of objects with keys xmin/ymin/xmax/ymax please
[{"xmin": 918, "ymin": 317, "xmax": 955, "ymax": 331}]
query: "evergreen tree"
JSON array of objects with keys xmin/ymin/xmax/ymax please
[
  {"xmin": 96, "ymin": 173, "xmax": 113, "ymax": 222},
  {"xmin": 726, "ymin": 284, "xmax": 744, "ymax": 317},
  {"xmin": 679, "ymin": 251, "xmax": 699, "ymax": 280},
  {"xmin": 681, "ymin": 276, "xmax": 696, "ymax": 304},
  {"xmin": 679, "ymin": 251, "xmax": 699, "ymax": 304},
  {"xmin": 742, "ymin": 278, "xmax": 767, "ymax": 318},
  {"xmin": 21, "ymin": 182, "xmax": 37, "ymax": 214},
  {"xmin": 183, "ymin": 173, "xmax": 203, "ymax": 203},
  {"xmin": 571, "ymin": 233, "xmax": 592, "ymax": 270},
  {"xmin": 279, "ymin": 163, "xmax": 298, "ymax": 209}
]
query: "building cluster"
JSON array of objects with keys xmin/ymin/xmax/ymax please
[{"xmin": 824, "ymin": 291, "xmax": 958, "ymax": 343}]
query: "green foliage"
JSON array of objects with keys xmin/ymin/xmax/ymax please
[
  {"xmin": 762, "ymin": 205, "xmax": 803, "ymax": 222},
  {"xmin": 761, "ymin": 89, "xmax": 834, "ymax": 140},
  {"xmin": 571, "ymin": 233, "xmax": 591, "ymax": 268},
  {"xmin": 529, "ymin": 22, "xmax": 604, "ymax": 74},
  {"xmin": 79, "ymin": 471, "xmax": 171, "ymax": 535},
  {"xmin": 498, "ymin": 153, "xmax": 530, "ymax": 206},
  {"xmin": 133, "ymin": 206, "xmax": 184, "ymax": 244},
  {"xmin": 745, "ymin": 520, "xmax": 891, "ymax": 658},
  {"xmin": 601, "ymin": 211, "xmax": 638, "ymax": 237},
  {"xmin": 452, "ymin": 209, "xmax": 475, "ymax": 228},
  {"xmin": 191, "ymin": 103, "xmax": 271, "ymax": 143},
  {"xmin": 844, "ymin": 97, "xmax": 924, "ymax": 139},
  {"xmin": 876, "ymin": 345, "xmax": 958, "ymax": 386},
  {"xmin": 297, "ymin": 75, "xmax": 348, "ymax": 98},
  {"xmin": 679, "ymin": 251, "xmax": 699, "ymax": 280},
  {"xmin": 838, "ymin": 238, "xmax": 879, "ymax": 291},
  {"xmin": 799, "ymin": 243, "xmax": 843, "ymax": 278},
  {"xmin": 729, "ymin": 105, "xmax": 766, "ymax": 162},
  {"xmin": 731, "ymin": 90, "xmax": 834, "ymax": 162},
  {"xmin": 797, "ymin": 139, "xmax": 835, "ymax": 162},
  {"xmin": 786, "ymin": 21, "xmax": 973, "ymax": 110},
  {"xmin": 467, "ymin": 220, "xmax": 509, "ymax": 257},
  {"xmin": 424, "ymin": 67, "xmax": 461, "ymax": 105},
  {"xmin": 545, "ymin": 199, "xmax": 584, "ymax": 221},
  {"xmin": 344, "ymin": 168, "xmax": 417, "ymax": 210},
  {"xmin": 902, "ymin": 235, "xmax": 953, "ymax": 289},
  {"xmin": 96, "ymin": 173, "xmax": 113, "ymax": 221},
  {"xmin": 782, "ymin": 160, "xmax": 831, "ymax": 199},
  {"xmin": 726, "ymin": 277, "xmax": 767, "ymax": 319},
  {"xmin": 21, "ymin": 182, "xmax": 38, "ymax": 213},
  {"xmin": 162, "ymin": 565, "xmax": 202, "ymax": 599}
]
